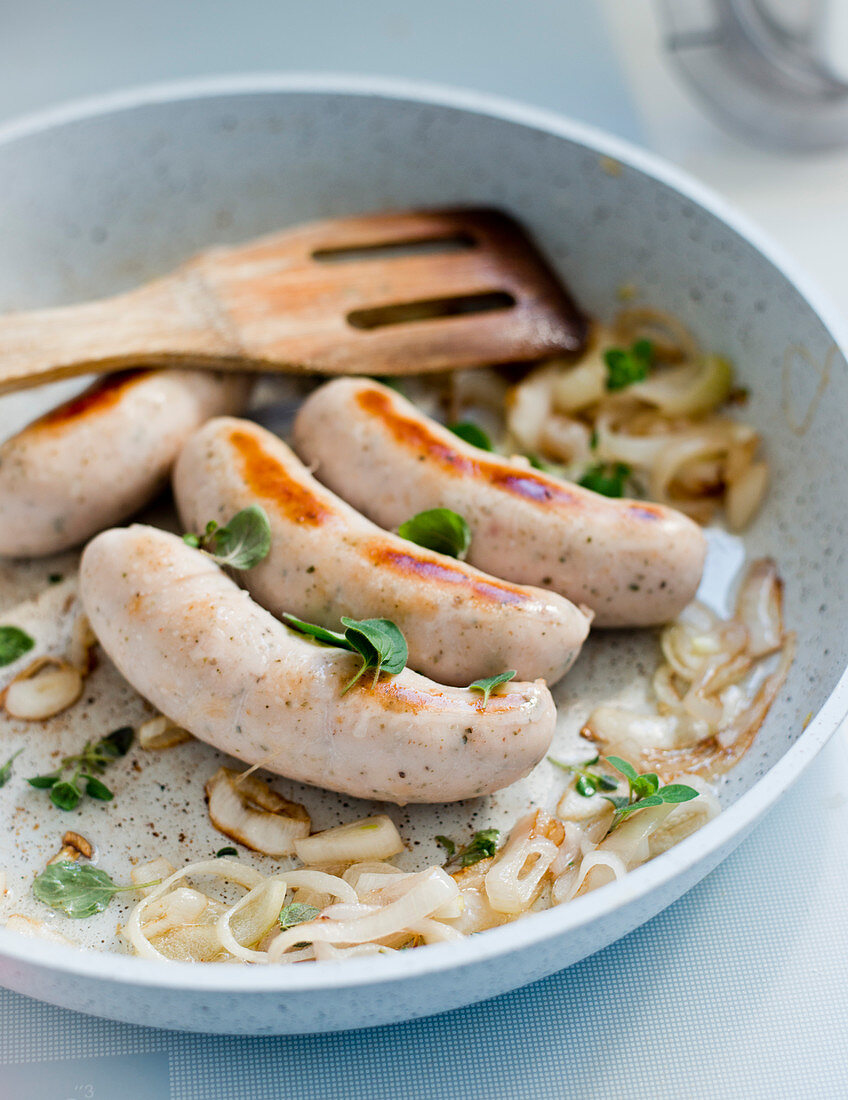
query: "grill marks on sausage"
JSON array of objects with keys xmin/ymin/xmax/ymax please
[
  {"xmin": 356, "ymin": 388, "xmax": 671, "ymax": 524},
  {"xmin": 230, "ymin": 428, "xmax": 333, "ymax": 526},
  {"xmin": 356, "ymin": 388, "xmax": 585, "ymax": 508},
  {"xmin": 31, "ymin": 369, "xmax": 151, "ymax": 431},
  {"xmin": 366, "ymin": 544, "xmax": 530, "ymax": 607}
]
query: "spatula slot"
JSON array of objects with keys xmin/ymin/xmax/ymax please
[
  {"xmin": 346, "ymin": 291, "xmax": 516, "ymax": 330},
  {"xmin": 312, "ymin": 233, "xmax": 475, "ymax": 265}
]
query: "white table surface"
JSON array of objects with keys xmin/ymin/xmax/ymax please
[{"xmin": 1, "ymin": 2, "xmax": 847, "ymax": 1096}]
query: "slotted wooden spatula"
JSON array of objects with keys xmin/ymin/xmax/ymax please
[{"xmin": 0, "ymin": 207, "xmax": 587, "ymax": 394}]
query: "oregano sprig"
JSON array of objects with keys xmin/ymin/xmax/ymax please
[
  {"xmin": 283, "ymin": 614, "xmax": 408, "ymax": 694},
  {"xmin": 32, "ymin": 861, "xmax": 158, "ymax": 919},
  {"xmin": 440, "ymin": 828, "xmax": 500, "ymax": 869},
  {"xmin": 183, "ymin": 505, "xmax": 271, "ymax": 570},
  {"xmin": 467, "ymin": 671, "xmax": 517, "ymax": 707},
  {"xmin": 397, "ymin": 508, "xmax": 471, "ymax": 560},
  {"xmin": 604, "ymin": 339, "xmax": 654, "ymax": 391},
  {"xmin": 27, "ymin": 726, "xmax": 134, "ymax": 811},
  {"xmin": 603, "ymin": 755, "xmax": 698, "ymax": 831}
]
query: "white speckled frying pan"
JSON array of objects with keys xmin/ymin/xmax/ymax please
[{"xmin": 0, "ymin": 75, "xmax": 846, "ymax": 1035}]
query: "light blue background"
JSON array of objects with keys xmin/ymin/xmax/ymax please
[{"xmin": 1, "ymin": 3, "xmax": 843, "ymax": 1096}]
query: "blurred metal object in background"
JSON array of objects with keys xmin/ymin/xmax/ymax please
[{"xmin": 659, "ymin": 0, "xmax": 848, "ymax": 149}]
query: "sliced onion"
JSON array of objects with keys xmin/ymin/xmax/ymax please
[
  {"xmin": 281, "ymin": 870, "xmax": 358, "ymax": 906},
  {"xmin": 539, "ymin": 414, "xmax": 593, "ymax": 464},
  {"xmin": 600, "ymin": 803, "xmax": 676, "ymax": 869},
  {"xmin": 550, "ymin": 349, "xmax": 607, "ymax": 413},
  {"xmin": 125, "ymin": 858, "xmax": 265, "ymax": 961},
  {"xmin": 569, "ymin": 851, "xmax": 627, "ymax": 898},
  {"xmin": 216, "ymin": 877, "xmax": 288, "ymax": 962},
  {"xmin": 649, "ymin": 421, "xmax": 757, "ymax": 503},
  {"xmin": 268, "ymin": 867, "xmax": 458, "ymax": 960},
  {"xmin": 293, "ymin": 815, "xmax": 403, "ymax": 866},
  {"xmin": 613, "ymin": 307, "xmax": 698, "ymax": 361},
  {"xmin": 342, "ymin": 862, "xmax": 405, "ymax": 892},
  {"xmin": 131, "ymin": 857, "xmax": 176, "ymax": 895},
  {"xmin": 313, "ymin": 942, "xmax": 398, "ymax": 961},
  {"xmin": 141, "ymin": 887, "xmax": 211, "ymax": 940},
  {"xmin": 629, "ymin": 355, "xmax": 733, "ymax": 417},
  {"xmin": 725, "ymin": 461, "xmax": 768, "ymax": 531},
  {"xmin": 485, "ymin": 832, "xmax": 559, "ymax": 915},
  {"xmin": 593, "ymin": 411, "xmax": 677, "ymax": 467},
  {"xmin": 145, "ymin": 923, "xmax": 227, "ymax": 963},
  {"xmin": 505, "ymin": 364, "xmax": 558, "ymax": 451},
  {"xmin": 648, "ymin": 777, "xmax": 720, "ymax": 857},
  {"xmin": 206, "ymin": 767, "xmax": 310, "ymax": 857},
  {"xmin": 735, "ymin": 558, "xmax": 784, "ymax": 658}
]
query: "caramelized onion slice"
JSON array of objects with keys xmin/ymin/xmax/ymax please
[{"xmin": 206, "ymin": 767, "xmax": 310, "ymax": 857}]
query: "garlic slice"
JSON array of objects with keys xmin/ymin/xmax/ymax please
[
  {"xmin": 294, "ymin": 815, "xmax": 404, "ymax": 866},
  {"xmin": 205, "ymin": 767, "xmax": 310, "ymax": 857},
  {"xmin": 3, "ymin": 657, "xmax": 83, "ymax": 720},
  {"xmin": 138, "ymin": 714, "xmax": 193, "ymax": 750}
]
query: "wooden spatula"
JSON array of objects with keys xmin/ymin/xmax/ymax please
[{"xmin": 0, "ymin": 207, "xmax": 587, "ymax": 394}]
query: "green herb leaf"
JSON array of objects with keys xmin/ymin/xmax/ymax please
[
  {"xmin": 611, "ymin": 794, "xmax": 664, "ymax": 822},
  {"xmin": 27, "ymin": 726, "xmax": 134, "ymax": 811},
  {"xmin": 435, "ymin": 835, "xmax": 456, "ymax": 858},
  {"xmin": 282, "ymin": 615, "xmax": 352, "ymax": 649},
  {"xmin": 278, "ymin": 902, "xmax": 321, "ymax": 931},
  {"xmin": 283, "ymin": 614, "xmax": 408, "ymax": 693},
  {"xmin": 339, "ymin": 617, "xmax": 408, "ymax": 693},
  {"xmin": 575, "ymin": 774, "xmax": 598, "ymax": 797},
  {"xmin": 601, "ymin": 754, "xmax": 700, "ymax": 832},
  {"xmin": 0, "ymin": 626, "xmax": 35, "ymax": 667},
  {"xmin": 604, "ymin": 339, "xmax": 654, "ymax": 391},
  {"xmin": 578, "ymin": 462, "xmax": 632, "ymax": 498},
  {"xmin": 83, "ymin": 775, "xmax": 114, "ymax": 801},
  {"xmin": 467, "ymin": 670, "xmax": 517, "ymax": 707},
  {"xmin": 0, "ymin": 748, "xmax": 23, "ymax": 789},
  {"xmin": 606, "ymin": 756, "xmax": 639, "ymax": 782},
  {"xmin": 659, "ymin": 784, "xmax": 699, "ymax": 804},
  {"xmin": 27, "ymin": 774, "xmax": 59, "ymax": 789},
  {"xmin": 456, "ymin": 828, "xmax": 500, "ymax": 868},
  {"xmin": 397, "ymin": 508, "xmax": 472, "ymax": 560},
  {"xmin": 32, "ymin": 861, "xmax": 156, "ymax": 919},
  {"xmin": 215, "ymin": 846, "xmax": 239, "ymax": 858},
  {"xmin": 98, "ymin": 726, "xmax": 134, "ymax": 759},
  {"xmin": 186, "ymin": 505, "xmax": 272, "ymax": 570},
  {"xmin": 548, "ymin": 755, "xmax": 620, "ymax": 797},
  {"xmin": 448, "ymin": 421, "xmax": 493, "ymax": 451},
  {"xmin": 50, "ymin": 781, "xmax": 81, "ymax": 811}
]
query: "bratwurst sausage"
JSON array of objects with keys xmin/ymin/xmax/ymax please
[
  {"xmin": 80, "ymin": 525, "xmax": 556, "ymax": 803},
  {"xmin": 0, "ymin": 369, "xmax": 251, "ymax": 557},
  {"xmin": 293, "ymin": 378, "xmax": 707, "ymax": 627},
  {"xmin": 173, "ymin": 417, "xmax": 590, "ymax": 686}
]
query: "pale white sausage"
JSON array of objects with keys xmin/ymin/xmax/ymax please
[
  {"xmin": 79, "ymin": 525, "xmax": 556, "ymax": 804},
  {"xmin": 0, "ymin": 369, "xmax": 251, "ymax": 557},
  {"xmin": 293, "ymin": 378, "xmax": 707, "ymax": 627},
  {"xmin": 173, "ymin": 417, "xmax": 590, "ymax": 685}
]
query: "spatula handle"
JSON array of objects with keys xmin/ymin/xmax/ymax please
[{"xmin": 0, "ymin": 274, "xmax": 240, "ymax": 394}]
